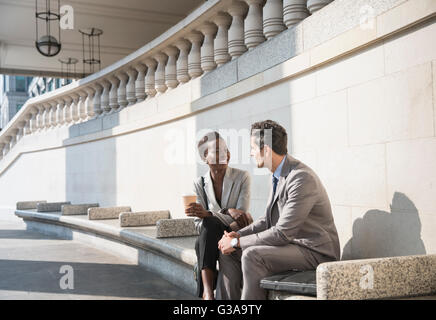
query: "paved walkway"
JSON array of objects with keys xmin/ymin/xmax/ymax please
[{"xmin": 0, "ymin": 208, "xmax": 196, "ymax": 300}]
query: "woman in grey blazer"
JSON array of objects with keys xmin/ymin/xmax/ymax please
[{"xmin": 185, "ymin": 131, "xmax": 252, "ymax": 300}]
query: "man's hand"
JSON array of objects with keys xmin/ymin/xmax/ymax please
[
  {"xmin": 227, "ymin": 208, "xmax": 251, "ymax": 228},
  {"xmin": 185, "ymin": 203, "xmax": 211, "ymax": 218},
  {"xmin": 218, "ymin": 231, "xmax": 240, "ymax": 255}
]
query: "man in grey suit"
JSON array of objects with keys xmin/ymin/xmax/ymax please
[{"xmin": 218, "ymin": 120, "xmax": 341, "ymax": 300}]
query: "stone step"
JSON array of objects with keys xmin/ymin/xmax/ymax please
[
  {"xmin": 62, "ymin": 203, "xmax": 99, "ymax": 215},
  {"xmin": 16, "ymin": 200, "xmax": 47, "ymax": 210},
  {"xmin": 36, "ymin": 202, "xmax": 71, "ymax": 212},
  {"xmin": 120, "ymin": 210, "xmax": 170, "ymax": 227},
  {"xmin": 88, "ymin": 206, "xmax": 131, "ymax": 220},
  {"xmin": 156, "ymin": 218, "xmax": 199, "ymax": 238}
]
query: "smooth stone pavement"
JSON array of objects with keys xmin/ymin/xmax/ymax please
[
  {"xmin": 0, "ymin": 208, "xmax": 196, "ymax": 300},
  {"xmin": 120, "ymin": 210, "xmax": 170, "ymax": 227}
]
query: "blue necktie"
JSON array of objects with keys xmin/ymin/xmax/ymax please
[{"xmin": 272, "ymin": 176, "xmax": 279, "ymax": 198}]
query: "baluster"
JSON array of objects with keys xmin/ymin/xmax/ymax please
[
  {"xmin": 84, "ymin": 87, "xmax": 95, "ymax": 120},
  {"xmin": 48, "ymin": 101, "xmax": 57, "ymax": 127},
  {"xmin": 92, "ymin": 83, "xmax": 103, "ymax": 118},
  {"xmin": 23, "ymin": 113, "xmax": 33, "ymax": 136},
  {"xmin": 55, "ymin": 99, "xmax": 65, "ymax": 127},
  {"xmin": 70, "ymin": 93, "xmax": 80, "ymax": 124},
  {"xmin": 228, "ymin": 0, "xmax": 248, "ymax": 59},
  {"xmin": 2, "ymin": 137, "xmax": 11, "ymax": 157},
  {"xmin": 283, "ymin": 0, "xmax": 309, "ymax": 28},
  {"xmin": 187, "ymin": 31, "xmax": 204, "ymax": 79},
  {"xmin": 263, "ymin": 0, "xmax": 285, "ymax": 39},
  {"xmin": 134, "ymin": 64, "xmax": 147, "ymax": 102},
  {"xmin": 154, "ymin": 52, "xmax": 168, "ymax": 94},
  {"xmin": 63, "ymin": 96, "xmax": 73, "ymax": 125},
  {"xmin": 213, "ymin": 12, "xmax": 232, "ymax": 67},
  {"xmin": 126, "ymin": 68, "xmax": 137, "ymax": 106},
  {"xmin": 244, "ymin": 0, "xmax": 266, "ymax": 49},
  {"xmin": 116, "ymin": 72, "xmax": 128, "ymax": 110},
  {"xmin": 175, "ymin": 39, "xmax": 191, "ymax": 84},
  {"xmin": 307, "ymin": 0, "xmax": 332, "ymax": 14},
  {"xmin": 108, "ymin": 76, "xmax": 120, "ymax": 113},
  {"xmin": 144, "ymin": 59, "xmax": 157, "ymax": 99},
  {"xmin": 164, "ymin": 46, "xmax": 179, "ymax": 90},
  {"xmin": 100, "ymin": 79, "xmax": 111, "ymax": 116},
  {"xmin": 199, "ymin": 22, "xmax": 218, "ymax": 73},
  {"xmin": 77, "ymin": 91, "xmax": 87, "ymax": 122}
]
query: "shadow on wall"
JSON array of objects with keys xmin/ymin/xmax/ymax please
[{"xmin": 342, "ymin": 192, "xmax": 426, "ymax": 260}]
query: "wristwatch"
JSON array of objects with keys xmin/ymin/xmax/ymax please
[{"xmin": 230, "ymin": 237, "xmax": 239, "ymax": 248}]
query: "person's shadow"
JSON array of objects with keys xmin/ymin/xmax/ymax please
[{"xmin": 342, "ymin": 192, "xmax": 426, "ymax": 260}]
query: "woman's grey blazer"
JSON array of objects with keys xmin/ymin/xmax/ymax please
[{"xmin": 193, "ymin": 166, "xmax": 251, "ymax": 233}]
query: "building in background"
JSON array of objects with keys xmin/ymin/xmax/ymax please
[{"xmin": 0, "ymin": 75, "xmax": 32, "ymax": 130}]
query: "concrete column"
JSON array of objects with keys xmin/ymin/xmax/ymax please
[
  {"xmin": 116, "ymin": 72, "xmax": 128, "ymax": 110},
  {"xmin": 283, "ymin": 0, "xmax": 309, "ymax": 28},
  {"xmin": 163, "ymin": 46, "xmax": 179, "ymax": 89},
  {"xmin": 63, "ymin": 96, "xmax": 73, "ymax": 125},
  {"xmin": 144, "ymin": 58, "xmax": 157, "ymax": 99},
  {"xmin": 55, "ymin": 99, "xmax": 65, "ymax": 127},
  {"xmin": 77, "ymin": 90, "xmax": 88, "ymax": 122},
  {"xmin": 92, "ymin": 83, "xmax": 103, "ymax": 118},
  {"xmin": 213, "ymin": 12, "xmax": 232, "ymax": 67},
  {"xmin": 83, "ymin": 87, "xmax": 95, "ymax": 121},
  {"xmin": 244, "ymin": 0, "xmax": 266, "ymax": 49},
  {"xmin": 134, "ymin": 64, "xmax": 146, "ymax": 102},
  {"xmin": 307, "ymin": 0, "xmax": 332, "ymax": 14},
  {"xmin": 100, "ymin": 79, "xmax": 111, "ymax": 116},
  {"xmin": 228, "ymin": 1, "xmax": 248, "ymax": 59},
  {"xmin": 175, "ymin": 39, "xmax": 191, "ymax": 84},
  {"xmin": 187, "ymin": 31, "xmax": 204, "ymax": 79},
  {"xmin": 154, "ymin": 52, "xmax": 168, "ymax": 94},
  {"xmin": 199, "ymin": 22, "xmax": 218, "ymax": 73},
  {"xmin": 108, "ymin": 76, "xmax": 120, "ymax": 113},
  {"xmin": 70, "ymin": 93, "xmax": 80, "ymax": 124},
  {"xmin": 263, "ymin": 0, "xmax": 285, "ymax": 39},
  {"xmin": 125, "ymin": 68, "xmax": 137, "ymax": 106}
]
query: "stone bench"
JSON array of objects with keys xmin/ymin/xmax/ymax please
[
  {"xmin": 61, "ymin": 203, "xmax": 99, "ymax": 215},
  {"xmin": 37, "ymin": 201, "xmax": 71, "ymax": 212},
  {"xmin": 262, "ymin": 254, "xmax": 436, "ymax": 300},
  {"xmin": 156, "ymin": 218, "xmax": 199, "ymax": 238},
  {"xmin": 16, "ymin": 200, "xmax": 47, "ymax": 210},
  {"xmin": 88, "ymin": 206, "xmax": 131, "ymax": 220},
  {"xmin": 119, "ymin": 210, "xmax": 170, "ymax": 227}
]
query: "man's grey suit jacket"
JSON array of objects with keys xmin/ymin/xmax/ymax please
[{"xmin": 238, "ymin": 154, "xmax": 341, "ymax": 261}]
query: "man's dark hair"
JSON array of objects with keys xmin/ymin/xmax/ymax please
[
  {"xmin": 197, "ymin": 131, "xmax": 226, "ymax": 161},
  {"xmin": 250, "ymin": 120, "xmax": 288, "ymax": 155}
]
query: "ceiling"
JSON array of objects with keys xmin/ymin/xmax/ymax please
[{"xmin": 0, "ymin": 0, "xmax": 204, "ymax": 77}]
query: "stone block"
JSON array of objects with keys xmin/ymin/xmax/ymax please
[
  {"xmin": 16, "ymin": 200, "xmax": 47, "ymax": 210},
  {"xmin": 316, "ymin": 254, "xmax": 436, "ymax": 300},
  {"xmin": 36, "ymin": 202, "xmax": 71, "ymax": 212},
  {"xmin": 156, "ymin": 218, "xmax": 199, "ymax": 238},
  {"xmin": 200, "ymin": 59, "xmax": 238, "ymax": 97},
  {"xmin": 120, "ymin": 210, "xmax": 170, "ymax": 227},
  {"xmin": 61, "ymin": 203, "xmax": 100, "ymax": 215},
  {"xmin": 87, "ymin": 206, "xmax": 131, "ymax": 220}
]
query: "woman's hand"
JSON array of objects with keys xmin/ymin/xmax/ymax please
[
  {"xmin": 185, "ymin": 203, "xmax": 211, "ymax": 218},
  {"xmin": 227, "ymin": 208, "xmax": 251, "ymax": 228}
]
